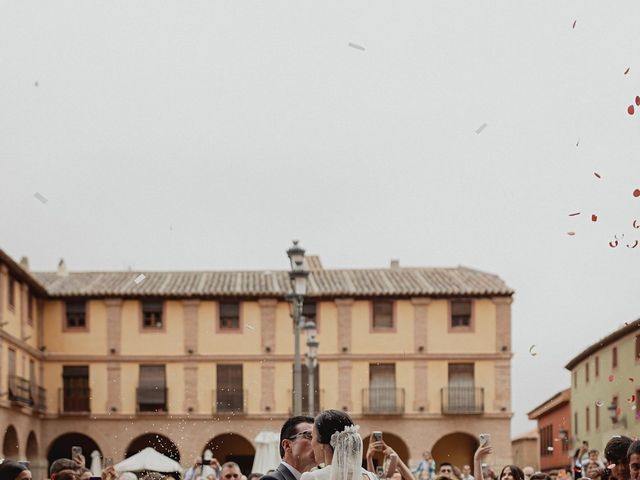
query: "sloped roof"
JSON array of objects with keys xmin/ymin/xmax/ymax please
[
  {"xmin": 32, "ymin": 266, "xmax": 513, "ymax": 298},
  {"xmin": 527, "ymin": 388, "xmax": 571, "ymax": 420}
]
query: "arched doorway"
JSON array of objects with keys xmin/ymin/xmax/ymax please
[
  {"xmin": 47, "ymin": 433, "xmax": 101, "ymax": 470},
  {"xmin": 203, "ymin": 434, "xmax": 255, "ymax": 475},
  {"xmin": 362, "ymin": 432, "xmax": 410, "ymax": 469},
  {"xmin": 126, "ymin": 433, "xmax": 180, "ymax": 462},
  {"xmin": 26, "ymin": 431, "xmax": 39, "ymax": 459},
  {"xmin": 431, "ymin": 432, "xmax": 478, "ymax": 471},
  {"xmin": 3, "ymin": 425, "xmax": 19, "ymax": 458}
]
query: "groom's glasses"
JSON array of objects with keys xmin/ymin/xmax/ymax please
[{"xmin": 289, "ymin": 431, "xmax": 313, "ymax": 441}]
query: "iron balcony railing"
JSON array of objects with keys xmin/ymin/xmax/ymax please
[
  {"xmin": 137, "ymin": 387, "xmax": 168, "ymax": 413},
  {"xmin": 441, "ymin": 387, "xmax": 484, "ymax": 414},
  {"xmin": 362, "ymin": 388, "xmax": 405, "ymax": 415},
  {"xmin": 34, "ymin": 386, "xmax": 47, "ymax": 413},
  {"xmin": 288, "ymin": 389, "xmax": 325, "ymax": 416},
  {"xmin": 8, "ymin": 375, "xmax": 32, "ymax": 406},
  {"xmin": 59, "ymin": 387, "xmax": 91, "ymax": 413},
  {"xmin": 213, "ymin": 389, "xmax": 247, "ymax": 414}
]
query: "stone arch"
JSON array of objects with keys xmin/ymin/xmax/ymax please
[
  {"xmin": 26, "ymin": 431, "xmax": 39, "ymax": 460},
  {"xmin": 431, "ymin": 432, "xmax": 479, "ymax": 471},
  {"xmin": 203, "ymin": 433, "xmax": 255, "ymax": 475},
  {"xmin": 47, "ymin": 432, "xmax": 101, "ymax": 470},
  {"xmin": 126, "ymin": 433, "xmax": 180, "ymax": 462},
  {"xmin": 362, "ymin": 431, "xmax": 410, "ymax": 468},
  {"xmin": 3, "ymin": 425, "xmax": 19, "ymax": 458}
]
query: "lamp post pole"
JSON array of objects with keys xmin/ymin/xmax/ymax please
[
  {"xmin": 304, "ymin": 319, "xmax": 318, "ymax": 415},
  {"xmin": 287, "ymin": 240, "xmax": 309, "ymax": 417}
]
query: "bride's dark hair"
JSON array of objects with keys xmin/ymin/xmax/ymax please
[{"xmin": 315, "ymin": 409, "xmax": 354, "ymax": 449}]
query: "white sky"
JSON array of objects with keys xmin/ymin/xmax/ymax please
[{"xmin": 2, "ymin": 1, "xmax": 640, "ymax": 437}]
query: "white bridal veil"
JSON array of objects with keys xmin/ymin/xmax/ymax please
[{"xmin": 329, "ymin": 425, "xmax": 364, "ymax": 480}]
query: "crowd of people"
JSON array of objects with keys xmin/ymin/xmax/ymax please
[{"xmin": 1, "ymin": 411, "xmax": 638, "ymax": 480}]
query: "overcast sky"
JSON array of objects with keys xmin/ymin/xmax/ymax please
[{"xmin": 2, "ymin": 1, "xmax": 640, "ymax": 437}]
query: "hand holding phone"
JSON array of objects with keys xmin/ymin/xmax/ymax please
[
  {"xmin": 479, "ymin": 434, "xmax": 491, "ymax": 448},
  {"xmin": 372, "ymin": 431, "xmax": 383, "ymax": 450}
]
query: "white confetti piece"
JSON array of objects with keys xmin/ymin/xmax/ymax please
[
  {"xmin": 529, "ymin": 344, "xmax": 538, "ymax": 356},
  {"xmin": 134, "ymin": 274, "xmax": 146, "ymax": 284},
  {"xmin": 247, "ymin": 324, "xmax": 255, "ymax": 330},
  {"xmin": 348, "ymin": 42, "xmax": 365, "ymax": 51},
  {"xmin": 34, "ymin": 192, "xmax": 48, "ymax": 203},
  {"xmin": 475, "ymin": 123, "xmax": 488, "ymax": 134}
]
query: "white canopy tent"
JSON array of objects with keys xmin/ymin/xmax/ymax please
[
  {"xmin": 251, "ymin": 431, "xmax": 281, "ymax": 474},
  {"xmin": 114, "ymin": 447, "xmax": 182, "ymax": 473}
]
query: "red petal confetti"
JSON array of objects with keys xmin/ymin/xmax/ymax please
[
  {"xmin": 609, "ymin": 374, "xmax": 615, "ymax": 382},
  {"xmin": 609, "ymin": 240, "xmax": 618, "ymax": 248},
  {"xmin": 636, "ymin": 96, "xmax": 640, "ymax": 106},
  {"xmin": 634, "ymin": 189, "xmax": 640, "ymax": 197},
  {"xmin": 628, "ymin": 105, "xmax": 635, "ymax": 115},
  {"xmin": 625, "ymin": 67, "xmax": 631, "ymax": 75},
  {"xmin": 630, "ymin": 395, "xmax": 637, "ymax": 404},
  {"xmin": 572, "ymin": 20, "xmax": 577, "ymax": 29},
  {"xmin": 630, "ymin": 377, "xmax": 635, "ymax": 382},
  {"xmin": 594, "ymin": 172, "xmax": 601, "ymax": 179},
  {"xmin": 569, "ymin": 212, "xmax": 581, "ymax": 216},
  {"xmin": 627, "ymin": 240, "xmax": 639, "ymax": 249},
  {"xmin": 591, "ymin": 214, "xmax": 598, "ymax": 222},
  {"xmin": 633, "ymin": 220, "xmax": 639, "ymax": 229},
  {"xmin": 567, "ymin": 231, "xmax": 576, "ymax": 236}
]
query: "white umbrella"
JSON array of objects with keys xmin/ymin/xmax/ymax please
[
  {"xmin": 90, "ymin": 450, "xmax": 102, "ymax": 477},
  {"xmin": 114, "ymin": 448, "xmax": 182, "ymax": 473},
  {"xmin": 251, "ymin": 431, "xmax": 280, "ymax": 474}
]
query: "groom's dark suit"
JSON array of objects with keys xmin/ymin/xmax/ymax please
[{"xmin": 261, "ymin": 464, "xmax": 298, "ymax": 480}]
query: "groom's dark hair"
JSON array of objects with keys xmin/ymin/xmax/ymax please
[
  {"xmin": 280, "ymin": 415, "xmax": 315, "ymax": 457},
  {"xmin": 314, "ymin": 410, "xmax": 354, "ymax": 449}
]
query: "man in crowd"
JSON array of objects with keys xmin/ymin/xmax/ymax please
[
  {"xmin": 522, "ymin": 467, "xmax": 534, "ymax": 480},
  {"xmin": 261, "ymin": 416, "xmax": 316, "ymax": 480},
  {"xmin": 438, "ymin": 464, "xmax": 454, "ymax": 480},
  {"xmin": 461, "ymin": 465, "xmax": 474, "ymax": 480},
  {"xmin": 220, "ymin": 463, "xmax": 242, "ymax": 480},
  {"xmin": 605, "ymin": 436, "xmax": 632, "ymax": 480},
  {"xmin": 627, "ymin": 440, "xmax": 640, "ymax": 480}
]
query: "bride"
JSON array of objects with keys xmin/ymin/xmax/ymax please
[{"xmin": 301, "ymin": 410, "xmax": 377, "ymax": 480}]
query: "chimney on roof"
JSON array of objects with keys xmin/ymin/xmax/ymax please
[
  {"xmin": 57, "ymin": 258, "xmax": 68, "ymax": 277},
  {"xmin": 19, "ymin": 256, "xmax": 30, "ymax": 270},
  {"xmin": 305, "ymin": 255, "xmax": 323, "ymax": 271},
  {"xmin": 390, "ymin": 259, "xmax": 400, "ymax": 268}
]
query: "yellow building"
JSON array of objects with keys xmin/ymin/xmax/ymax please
[
  {"xmin": 565, "ymin": 319, "xmax": 640, "ymax": 449},
  {"xmin": 0, "ymin": 249, "xmax": 515, "ymax": 477}
]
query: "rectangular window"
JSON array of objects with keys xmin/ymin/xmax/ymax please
[
  {"xmin": 445, "ymin": 363, "xmax": 480, "ymax": 413},
  {"xmin": 302, "ymin": 302, "xmax": 317, "ymax": 325},
  {"xmin": 574, "ymin": 412, "xmax": 578, "ymax": 435},
  {"xmin": 595, "ymin": 356, "xmax": 600, "ymax": 377},
  {"xmin": 8, "ymin": 276, "xmax": 16, "ymax": 309},
  {"xmin": 586, "ymin": 363, "xmax": 589, "ymax": 383},
  {"xmin": 595, "ymin": 403, "xmax": 600, "ymax": 430},
  {"xmin": 219, "ymin": 302, "xmax": 240, "ymax": 329},
  {"xmin": 586, "ymin": 406, "xmax": 590, "ymax": 431},
  {"xmin": 137, "ymin": 365, "xmax": 167, "ymax": 412},
  {"xmin": 368, "ymin": 363, "xmax": 398, "ymax": 413},
  {"xmin": 62, "ymin": 366, "xmax": 90, "ymax": 412},
  {"xmin": 65, "ymin": 301, "xmax": 86, "ymax": 328},
  {"xmin": 216, "ymin": 364, "xmax": 244, "ymax": 413},
  {"xmin": 142, "ymin": 300, "xmax": 163, "ymax": 329},
  {"xmin": 372, "ymin": 301, "xmax": 393, "ymax": 329},
  {"xmin": 27, "ymin": 293, "xmax": 34, "ymax": 325},
  {"xmin": 636, "ymin": 389, "xmax": 640, "ymax": 417},
  {"xmin": 451, "ymin": 300, "xmax": 472, "ymax": 328},
  {"xmin": 613, "ymin": 347, "xmax": 618, "ymax": 368},
  {"xmin": 539, "ymin": 425, "xmax": 553, "ymax": 457}
]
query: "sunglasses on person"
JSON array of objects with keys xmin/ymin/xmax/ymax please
[{"xmin": 289, "ymin": 431, "xmax": 313, "ymax": 441}]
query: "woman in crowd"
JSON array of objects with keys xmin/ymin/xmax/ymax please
[{"xmin": 0, "ymin": 461, "xmax": 31, "ymax": 480}]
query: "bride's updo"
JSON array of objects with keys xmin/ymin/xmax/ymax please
[{"xmin": 315, "ymin": 409, "xmax": 355, "ymax": 450}]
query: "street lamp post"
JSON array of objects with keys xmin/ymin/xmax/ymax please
[
  {"xmin": 304, "ymin": 318, "xmax": 318, "ymax": 415},
  {"xmin": 286, "ymin": 240, "xmax": 309, "ymax": 416}
]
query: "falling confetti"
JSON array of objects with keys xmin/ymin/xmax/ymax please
[
  {"xmin": 569, "ymin": 212, "xmax": 581, "ymax": 217},
  {"xmin": 576, "ymin": 139, "xmax": 580, "ymax": 147},
  {"xmin": 595, "ymin": 400, "xmax": 604, "ymax": 407},
  {"xmin": 591, "ymin": 214, "xmax": 598, "ymax": 222},
  {"xmin": 134, "ymin": 274, "xmax": 146, "ymax": 284},
  {"xmin": 547, "ymin": 446, "xmax": 554, "ymax": 452},
  {"xmin": 33, "ymin": 192, "xmax": 48, "ymax": 203},
  {"xmin": 609, "ymin": 240, "xmax": 618, "ymax": 248},
  {"xmin": 628, "ymin": 394, "xmax": 636, "ymax": 403},
  {"xmin": 572, "ymin": 20, "xmax": 577, "ymax": 29},
  {"xmin": 529, "ymin": 345, "xmax": 538, "ymax": 356},
  {"xmin": 348, "ymin": 42, "xmax": 365, "ymax": 51},
  {"xmin": 246, "ymin": 324, "xmax": 255, "ymax": 331},
  {"xmin": 616, "ymin": 406, "xmax": 622, "ymax": 416},
  {"xmin": 634, "ymin": 189, "xmax": 640, "ymax": 197},
  {"xmin": 475, "ymin": 123, "xmax": 488, "ymax": 134},
  {"xmin": 629, "ymin": 377, "xmax": 635, "ymax": 382},
  {"xmin": 594, "ymin": 172, "xmax": 602, "ymax": 179},
  {"xmin": 634, "ymin": 220, "xmax": 639, "ymax": 229},
  {"xmin": 627, "ymin": 240, "xmax": 639, "ymax": 249},
  {"xmin": 636, "ymin": 96, "xmax": 640, "ymax": 106},
  {"xmin": 567, "ymin": 231, "xmax": 576, "ymax": 236},
  {"xmin": 608, "ymin": 374, "xmax": 615, "ymax": 382},
  {"xmin": 625, "ymin": 67, "xmax": 631, "ymax": 75},
  {"xmin": 628, "ymin": 105, "xmax": 635, "ymax": 115}
]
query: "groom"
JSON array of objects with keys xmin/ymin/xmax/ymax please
[{"xmin": 262, "ymin": 416, "xmax": 317, "ymax": 480}]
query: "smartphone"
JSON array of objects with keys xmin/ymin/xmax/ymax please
[
  {"xmin": 105, "ymin": 458, "xmax": 113, "ymax": 468},
  {"xmin": 376, "ymin": 466, "xmax": 385, "ymax": 478},
  {"xmin": 479, "ymin": 433, "xmax": 491, "ymax": 447},
  {"xmin": 481, "ymin": 464, "xmax": 489, "ymax": 476},
  {"xmin": 72, "ymin": 446, "xmax": 82, "ymax": 459},
  {"xmin": 373, "ymin": 431, "xmax": 383, "ymax": 450}
]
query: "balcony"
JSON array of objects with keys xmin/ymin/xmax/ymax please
[
  {"xmin": 362, "ymin": 388, "xmax": 405, "ymax": 415},
  {"xmin": 441, "ymin": 387, "xmax": 484, "ymax": 414},
  {"xmin": 59, "ymin": 387, "xmax": 91, "ymax": 414},
  {"xmin": 9, "ymin": 375, "xmax": 33, "ymax": 407},
  {"xmin": 213, "ymin": 389, "xmax": 246, "ymax": 415},
  {"xmin": 34, "ymin": 386, "xmax": 47, "ymax": 413},
  {"xmin": 137, "ymin": 387, "xmax": 168, "ymax": 413},
  {"xmin": 288, "ymin": 389, "xmax": 325, "ymax": 415}
]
